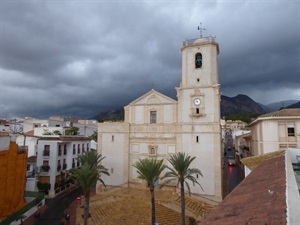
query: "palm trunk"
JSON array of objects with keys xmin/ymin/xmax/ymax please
[
  {"xmin": 180, "ymin": 181, "xmax": 185, "ymax": 225},
  {"xmin": 150, "ymin": 188, "xmax": 156, "ymax": 225},
  {"xmin": 83, "ymin": 191, "xmax": 90, "ymax": 225}
]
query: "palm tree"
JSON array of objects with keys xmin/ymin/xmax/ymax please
[
  {"xmin": 133, "ymin": 158, "xmax": 166, "ymax": 225},
  {"xmin": 162, "ymin": 152, "xmax": 203, "ymax": 225},
  {"xmin": 69, "ymin": 151, "xmax": 109, "ymax": 225},
  {"xmin": 77, "ymin": 150, "xmax": 101, "ymax": 167}
]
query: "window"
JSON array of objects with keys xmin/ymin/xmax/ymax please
[
  {"xmin": 112, "ymin": 135, "xmax": 114, "ymax": 142},
  {"xmin": 43, "ymin": 145, "xmax": 50, "ymax": 156},
  {"xmin": 78, "ymin": 144, "xmax": 80, "ymax": 154},
  {"xmin": 58, "ymin": 145, "xmax": 62, "ymax": 156},
  {"xmin": 196, "ymin": 108, "xmax": 200, "ymax": 114},
  {"xmin": 196, "ymin": 136, "xmax": 199, "ymax": 143},
  {"xmin": 63, "ymin": 145, "xmax": 67, "ymax": 155},
  {"xmin": 42, "ymin": 160, "xmax": 50, "ymax": 172},
  {"xmin": 87, "ymin": 143, "xmax": 89, "ymax": 151},
  {"xmin": 195, "ymin": 53, "xmax": 202, "ymax": 68},
  {"xmin": 82, "ymin": 143, "xmax": 85, "ymax": 152},
  {"xmin": 150, "ymin": 111, "xmax": 157, "ymax": 124},
  {"xmin": 63, "ymin": 159, "xmax": 67, "ymax": 169},
  {"xmin": 73, "ymin": 144, "xmax": 76, "ymax": 154},
  {"xmin": 288, "ymin": 127, "xmax": 295, "ymax": 136}
]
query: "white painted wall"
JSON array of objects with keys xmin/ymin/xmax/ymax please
[
  {"xmin": 0, "ymin": 136, "xmax": 10, "ymax": 151},
  {"xmin": 285, "ymin": 149, "xmax": 300, "ymax": 225}
]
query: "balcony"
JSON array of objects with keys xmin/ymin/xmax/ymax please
[
  {"xmin": 43, "ymin": 151, "xmax": 50, "ymax": 157},
  {"xmin": 41, "ymin": 165, "xmax": 50, "ymax": 172},
  {"xmin": 57, "ymin": 165, "xmax": 62, "ymax": 172},
  {"xmin": 63, "ymin": 164, "xmax": 67, "ymax": 170}
]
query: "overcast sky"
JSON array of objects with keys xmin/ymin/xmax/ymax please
[{"xmin": 0, "ymin": 0, "xmax": 299, "ymax": 119}]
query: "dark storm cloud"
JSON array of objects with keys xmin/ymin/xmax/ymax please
[{"xmin": 0, "ymin": 0, "xmax": 299, "ymax": 119}]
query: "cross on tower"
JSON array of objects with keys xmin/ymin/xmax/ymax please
[{"xmin": 197, "ymin": 23, "xmax": 206, "ymax": 38}]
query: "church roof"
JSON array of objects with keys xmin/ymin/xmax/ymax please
[{"xmin": 127, "ymin": 89, "xmax": 177, "ymax": 106}]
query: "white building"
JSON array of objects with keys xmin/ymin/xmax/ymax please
[
  {"xmin": 249, "ymin": 108, "xmax": 300, "ymax": 156},
  {"xmin": 98, "ymin": 36, "xmax": 223, "ymax": 202},
  {"xmin": 36, "ymin": 136, "xmax": 92, "ymax": 198},
  {"xmin": 225, "ymin": 120, "xmax": 247, "ymax": 132}
]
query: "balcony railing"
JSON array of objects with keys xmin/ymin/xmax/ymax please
[
  {"xmin": 41, "ymin": 165, "xmax": 50, "ymax": 172},
  {"xmin": 182, "ymin": 35, "xmax": 217, "ymax": 46},
  {"xmin": 43, "ymin": 151, "xmax": 50, "ymax": 157},
  {"xmin": 57, "ymin": 165, "xmax": 62, "ymax": 172},
  {"xmin": 63, "ymin": 164, "xmax": 67, "ymax": 170}
]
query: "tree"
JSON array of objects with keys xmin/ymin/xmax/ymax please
[
  {"xmin": 133, "ymin": 158, "xmax": 166, "ymax": 225},
  {"xmin": 69, "ymin": 151, "xmax": 109, "ymax": 225},
  {"xmin": 77, "ymin": 150, "xmax": 100, "ymax": 168},
  {"xmin": 65, "ymin": 127, "xmax": 79, "ymax": 135},
  {"xmin": 162, "ymin": 152, "xmax": 203, "ymax": 225},
  {"xmin": 53, "ymin": 130, "xmax": 62, "ymax": 135},
  {"xmin": 90, "ymin": 131, "xmax": 97, "ymax": 142}
]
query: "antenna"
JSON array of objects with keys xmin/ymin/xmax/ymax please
[{"xmin": 197, "ymin": 23, "xmax": 206, "ymax": 38}]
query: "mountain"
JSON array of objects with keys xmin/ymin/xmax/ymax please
[
  {"xmin": 90, "ymin": 108, "xmax": 124, "ymax": 121},
  {"xmin": 92, "ymin": 94, "xmax": 268, "ymax": 121},
  {"xmin": 220, "ymin": 94, "xmax": 266, "ymax": 116},
  {"xmin": 283, "ymin": 101, "xmax": 300, "ymax": 109},
  {"xmin": 265, "ymin": 100, "xmax": 299, "ymax": 112}
]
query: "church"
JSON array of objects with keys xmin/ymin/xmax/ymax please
[{"xmin": 98, "ymin": 35, "xmax": 223, "ymax": 202}]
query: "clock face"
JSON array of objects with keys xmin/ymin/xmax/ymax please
[{"xmin": 194, "ymin": 98, "xmax": 201, "ymax": 106}]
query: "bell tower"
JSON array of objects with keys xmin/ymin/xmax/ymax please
[{"xmin": 176, "ymin": 35, "xmax": 222, "ymax": 201}]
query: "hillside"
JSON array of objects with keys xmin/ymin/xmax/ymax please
[
  {"xmin": 91, "ymin": 95, "xmax": 298, "ymax": 122},
  {"xmin": 220, "ymin": 94, "xmax": 265, "ymax": 116}
]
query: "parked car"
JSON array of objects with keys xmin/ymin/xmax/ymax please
[{"xmin": 227, "ymin": 155, "xmax": 236, "ymax": 166}]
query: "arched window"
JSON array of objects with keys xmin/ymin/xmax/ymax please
[{"xmin": 195, "ymin": 53, "xmax": 202, "ymax": 68}]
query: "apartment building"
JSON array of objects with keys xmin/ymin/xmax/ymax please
[
  {"xmin": 36, "ymin": 136, "xmax": 92, "ymax": 198},
  {"xmin": 225, "ymin": 120, "xmax": 247, "ymax": 132},
  {"xmin": 249, "ymin": 108, "xmax": 300, "ymax": 155},
  {"xmin": 0, "ymin": 136, "xmax": 27, "ymax": 220}
]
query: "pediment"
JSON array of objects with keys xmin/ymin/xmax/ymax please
[{"xmin": 128, "ymin": 89, "xmax": 177, "ymax": 106}]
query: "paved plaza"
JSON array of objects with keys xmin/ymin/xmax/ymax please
[{"xmin": 75, "ymin": 187, "xmax": 216, "ymax": 225}]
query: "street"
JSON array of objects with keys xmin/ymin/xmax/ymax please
[
  {"xmin": 224, "ymin": 132, "xmax": 244, "ymax": 194},
  {"xmin": 34, "ymin": 187, "xmax": 81, "ymax": 225}
]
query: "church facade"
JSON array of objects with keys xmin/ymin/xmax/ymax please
[{"xmin": 98, "ymin": 35, "xmax": 223, "ymax": 202}]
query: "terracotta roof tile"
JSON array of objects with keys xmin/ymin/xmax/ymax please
[
  {"xmin": 241, "ymin": 150, "xmax": 285, "ymax": 170},
  {"xmin": 258, "ymin": 108, "xmax": 300, "ymax": 118},
  {"xmin": 201, "ymin": 155, "xmax": 287, "ymax": 225}
]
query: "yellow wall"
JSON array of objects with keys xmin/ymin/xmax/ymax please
[{"xmin": 0, "ymin": 142, "xmax": 27, "ymax": 219}]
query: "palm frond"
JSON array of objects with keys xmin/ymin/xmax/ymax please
[{"xmin": 133, "ymin": 158, "xmax": 166, "ymax": 188}]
